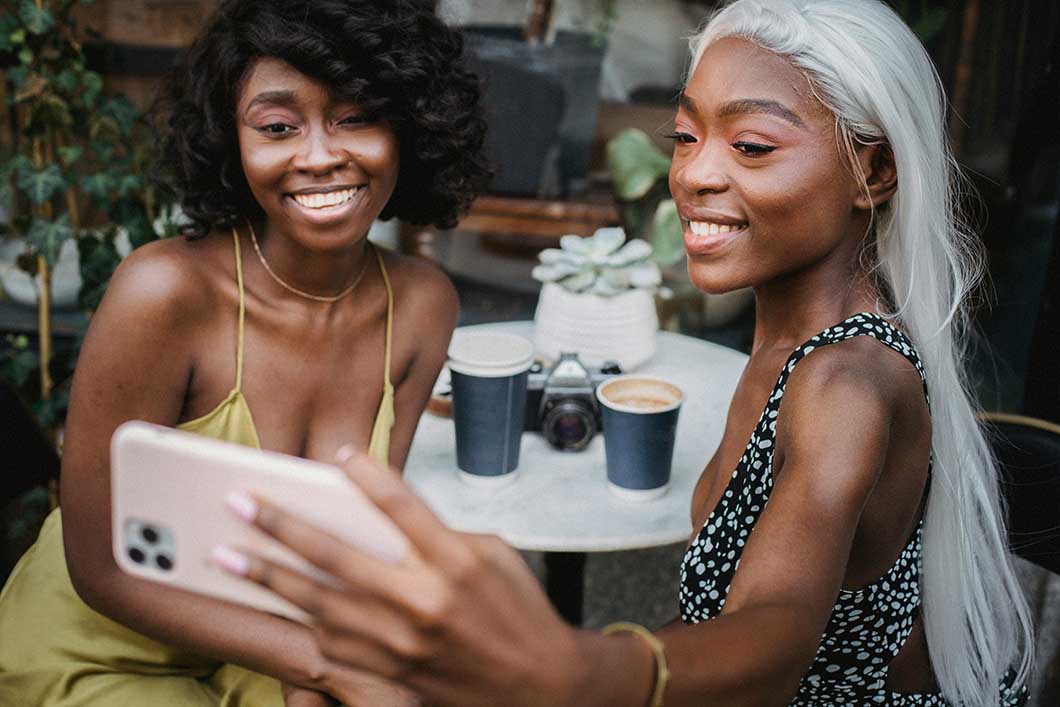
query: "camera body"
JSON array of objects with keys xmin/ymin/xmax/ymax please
[{"xmin": 525, "ymin": 352, "xmax": 621, "ymax": 452}]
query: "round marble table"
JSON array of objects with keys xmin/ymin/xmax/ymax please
[{"xmin": 404, "ymin": 321, "xmax": 748, "ymax": 622}]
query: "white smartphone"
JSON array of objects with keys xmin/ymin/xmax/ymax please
[{"xmin": 110, "ymin": 420, "xmax": 409, "ymax": 623}]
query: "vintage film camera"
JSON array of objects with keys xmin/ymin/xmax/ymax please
[{"xmin": 524, "ymin": 352, "xmax": 621, "ymax": 452}]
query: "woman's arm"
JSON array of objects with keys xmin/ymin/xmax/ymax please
[
  {"xmin": 223, "ymin": 344, "xmax": 908, "ymax": 707},
  {"xmin": 649, "ymin": 346, "xmax": 905, "ymax": 705},
  {"xmin": 384, "ymin": 256, "xmax": 459, "ymax": 471},
  {"xmin": 60, "ymin": 244, "xmax": 344, "ymax": 691}
]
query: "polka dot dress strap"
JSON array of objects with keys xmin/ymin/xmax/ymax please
[{"xmin": 753, "ymin": 313, "xmax": 931, "ymax": 452}]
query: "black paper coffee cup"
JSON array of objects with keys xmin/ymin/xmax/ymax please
[
  {"xmin": 597, "ymin": 376, "xmax": 684, "ymax": 500},
  {"xmin": 448, "ymin": 332, "xmax": 535, "ymax": 486}
]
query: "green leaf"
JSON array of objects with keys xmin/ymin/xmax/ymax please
[
  {"xmin": 77, "ymin": 233, "xmax": 122, "ymax": 311},
  {"xmin": 585, "ymin": 226, "xmax": 626, "ymax": 259},
  {"xmin": 58, "ymin": 145, "xmax": 82, "ymax": 167},
  {"xmin": 604, "ymin": 238, "xmax": 652, "ymax": 267},
  {"xmin": 90, "ymin": 141, "xmax": 115, "ymax": 163},
  {"xmin": 7, "ymin": 65, "xmax": 28, "ymax": 89},
  {"xmin": 80, "ymin": 171, "xmax": 116, "ymax": 201},
  {"xmin": 649, "ymin": 199, "xmax": 685, "ymax": 267},
  {"xmin": 19, "ymin": 0, "xmax": 55, "ymax": 35},
  {"xmin": 0, "ymin": 14, "xmax": 20, "ymax": 52},
  {"xmin": 113, "ymin": 199, "xmax": 154, "ymax": 248},
  {"xmin": 559, "ymin": 234, "xmax": 592, "ymax": 256},
  {"xmin": 33, "ymin": 389, "xmax": 69, "ymax": 430},
  {"xmin": 558, "ymin": 269, "xmax": 596, "ymax": 293},
  {"xmin": 27, "ymin": 213, "xmax": 74, "ymax": 266},
  {"xmin": 18, "ymin": 46, "xmax": 32, "ymax": 64},
  {"xmin": 89, "ymin": 115, "xmax": 121, "ymax": 143},
  {"xmin": 29, "ymin": 94, "xmax": 73, "ymax": 129},
  {"xmin": 1, "ymin": 154, "xmax": 32, "ymax": 180},
  {"xmin": 54, "ymin": 68, "xmax": 78, "ymax": 93},
  {"xmin": 9, "ymin": 28, "xmax": 26, "ymax": 46},
  {"xmin": 17, "ymin": 163, "xmax": 66, "ymax": 205},
  {"xmin": 0, "ymin": 345, "xmax": 38, "ymax": 388},
  {"xmin": 606, "ymin": 128, "xmax": 672, "ymax": 201},
  {"xmin": 99, "ymin": 97, "xmax": 139, "ymax": 136},
  {"xmin": 81, "ymin": 70, "xmax": 103, "ymax": 106},
  {"xmin": 116, "ymin": 173, "xmax": 144, "ymax": 198}
]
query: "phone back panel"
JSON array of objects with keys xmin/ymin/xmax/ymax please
[{"xmin": 111, "ymin": 421, "xmax": 409, "ymax": 623}]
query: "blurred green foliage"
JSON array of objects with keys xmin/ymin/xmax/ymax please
[
  {"xmin": 0, "ymin": 0, "xmax": 171, "ymax": 429},
  {"xmin": 889, "ymin": 0, "xmax": 950, "ymax": 43}
]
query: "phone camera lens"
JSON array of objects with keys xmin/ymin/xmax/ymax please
[
  {"xmin": 141, "ymin": 526, "xmax": 159, "ymax": 544},
  {"xmin": 155, "ymin": 554, "xmax": 173, "ymax": 571},
  {"xmin": 128, "ymin": 547, "xmax": 146, "ymax": 564}
]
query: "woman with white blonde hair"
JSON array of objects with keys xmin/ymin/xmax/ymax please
[{"xmin": 215, "ymin": 0, "xmax": 1034, "ymax": 704}]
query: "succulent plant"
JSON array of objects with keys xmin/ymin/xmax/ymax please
[{"xmin": 531, "ymin": 226, "xmax": 662, "ymax": 296}]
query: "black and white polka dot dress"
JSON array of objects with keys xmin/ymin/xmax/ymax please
[{"xmin": 678, "ymin": 313, "xmax": 1027, "ymax": 706}]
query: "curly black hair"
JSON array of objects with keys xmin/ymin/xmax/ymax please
[{"xmin": 158, "ymin": 0, "xmax": 490, "ymax": 238}]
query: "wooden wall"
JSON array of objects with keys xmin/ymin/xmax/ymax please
[{"xmin": 74, "ymin": 0, "xmax": 218, "ymax": 111}]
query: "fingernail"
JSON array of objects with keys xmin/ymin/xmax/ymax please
[
  {"xmin": 335, "ymin": 444, "xmax": 356, "ymax": 463},
  {"xmin": 210, "ymin": 545, "xmax": 249, "ymax": 576},
  {"xmin": 225, "ymin": 491, "xmax": 258, "ymax": 522}
]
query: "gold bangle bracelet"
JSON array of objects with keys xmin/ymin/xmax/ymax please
[{"xmin": 602, "ymin": 622, "xmax": 670, "ymax": 707}]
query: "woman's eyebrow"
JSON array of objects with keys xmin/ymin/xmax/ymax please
[
  {"xmin": 678, "ymin": 92, "xmax": 701, "ymax": 115},
  {"xmin": 245, "ymin": 90, "xmax": 299, "ymax": 111},
  {"xmin": 678, "ymin": 93, "xmax": 806, "ymax": 129},
  {"xmin": 718, "ymin": 98, "xmax": 805, "ymax": 128}
]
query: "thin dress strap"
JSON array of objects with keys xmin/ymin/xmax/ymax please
[
  {"xmin": 374, "ymin": 244, "xmax": 394, "ymax": 391},
  {"xmin": 366, "ymin": 244, "xmax": 396, "ymax": 465},
  {"xmin": 231, "ymin": 228, "xmax": 246, "ymax": 392}
]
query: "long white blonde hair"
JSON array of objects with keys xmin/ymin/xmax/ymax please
[{"xmin": 687, "ymin": 1, "xmax": 1033, "ymax": 704}]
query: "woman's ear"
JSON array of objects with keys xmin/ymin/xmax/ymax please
[{"xmin": 853, "ymin": 143, "xmax": 898, "ymax": 210}]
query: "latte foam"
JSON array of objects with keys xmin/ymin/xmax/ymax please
[{"xmin": 598, "ymin": 377, "xmax": 683, "ymax": 413}]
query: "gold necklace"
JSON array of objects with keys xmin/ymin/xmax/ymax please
[{"xmin": 247, "ymin": 222, "xmax": 371, "ymax": 303}]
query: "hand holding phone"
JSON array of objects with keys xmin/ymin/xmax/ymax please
[{"xmin": 110, "ymin": 421, "xmax": 409, "ymax": 623}]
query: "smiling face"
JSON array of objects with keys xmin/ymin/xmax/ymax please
[
  {"xmin": 236, "ymin": 57, "xmax": 399, "ymax": 251},
  {"xmin": 669, "ymin": 38, "xmax": 870, "ymax": 295}
]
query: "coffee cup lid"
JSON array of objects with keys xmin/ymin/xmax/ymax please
[{"xmin": 448, "ymin": 331, "xmax": 535, "ymax": 378}]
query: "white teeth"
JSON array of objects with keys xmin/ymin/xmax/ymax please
[
  {"xmin": 291, "ymin": 188, "xmax": 358, "ymax": 209},
  {"xmin": 688, "ymin": 220, "xmax": 746, "ymax": 236}
]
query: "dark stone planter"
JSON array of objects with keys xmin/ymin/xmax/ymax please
[{"xmin": 464, "ymin": 27, "xmax": 606, "ymax": 197}]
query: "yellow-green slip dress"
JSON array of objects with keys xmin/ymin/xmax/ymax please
[{"xmin": 0, "ymin": 229, "xmax": 396, "ymax": 706}]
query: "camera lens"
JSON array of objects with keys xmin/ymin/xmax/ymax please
[
  {"xmin": 141, "ymin": 526, "xmax": 159, "ymax": 544},
  {"xmin": 543, "ymin": 399, "xmax": 596, "ymax": 452},
  {"xmin": 155, "ymin": 554, "xmax": 173, "ymax": 571},
  {"xmin": 128, "ymin": 547, "xmax": 146, "ymax": 564}
]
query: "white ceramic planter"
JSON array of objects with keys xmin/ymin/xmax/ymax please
[
  {"xmin": 0, "ymin": 237, "xmax": 82, "ymax": 309},
  {"xmin": 533, "ymin": 282, "xmax": 658, "ymax": 371}
]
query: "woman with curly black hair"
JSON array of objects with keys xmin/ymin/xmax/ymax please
[{"xmin": 0, "ymin": 2, "xmax": 488, "ymax": 706}]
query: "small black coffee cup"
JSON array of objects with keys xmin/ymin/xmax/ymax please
[
  {"xmin": 596, "ymin": 376, "xmax": 684, "ymax": 500},
  {"xmin": 448, "ymin": 332, "xmax": 535, "ymax": 486}
]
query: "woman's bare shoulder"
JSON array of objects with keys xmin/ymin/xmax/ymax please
[
  {"xmin": 378, "ymin": 247, "xmax": 458, "ymax": 326},
  {"xmin": 786, "ymin": 334, "xmax": 922, "ymax": 409},
  {"xmin": 774, "ymin": 334, "xmax": 927, "ymax": 476},
  {"xmin": 97, "ymin": 232, "xmax": 234, "ymax": 327}
]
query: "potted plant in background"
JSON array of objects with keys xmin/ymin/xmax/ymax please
[
  {"xmin": 0, "ymin": 0, "xmax": 164, "ymax": 432},
  {"xmin": 532, "ymin": 226, "xmax": 660, "ymax": 370},
  {"xmin": 606, "ymin": 127, "xmax": 753, "ymax": 330}
]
